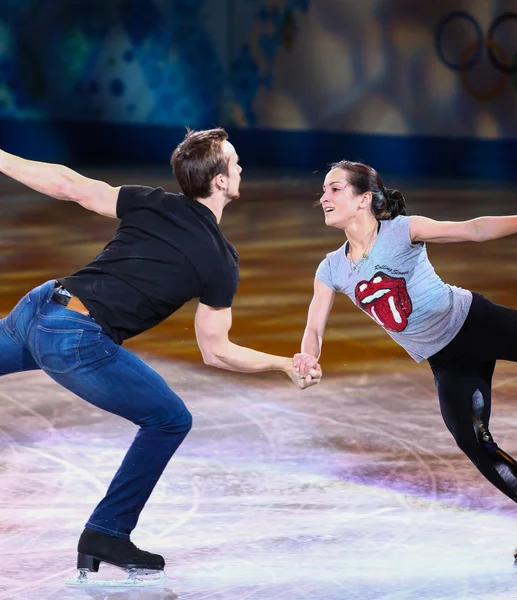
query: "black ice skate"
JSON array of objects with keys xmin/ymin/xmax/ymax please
[{"xmin": 65, "ymin": 528, "xmax": 167, "ymax": 587}]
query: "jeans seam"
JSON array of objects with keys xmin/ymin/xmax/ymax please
[
  {"xmin": 45, "ymin": 312, "xmax": 102, "ymax": 328},
  {"xmin": 85, "ymin": 522, "xmax": 129, "ymax": 538},
  {"xmin": 97, "ymin": 334, "xmax": 118, "ymax": 356},
  {"xmin": 38, "ymin": 280, "xmax": 57, "ymax": 313},
  {"xmin": 5, "ymin": 296, "xmax": 31, "ymax": 336},
  {"xmin": 2, "ymin": 321, "xmax": 24, "ymax": 348},
  {"xmin": 85, "ymin": 345, "xmax": 121, "ymax": 370}
]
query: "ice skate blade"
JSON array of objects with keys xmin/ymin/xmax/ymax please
[{"xmin": 65, "ymin": 568, "xmax": 167, "ymax": 587}]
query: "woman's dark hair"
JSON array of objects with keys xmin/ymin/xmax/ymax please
[
  {"xmin": 170, "ymin": 127, "xmax": 229, "ymax": 199},
  {"xmin": 330, "ymin": 160, "xmax": 406, "ymax": 220}
]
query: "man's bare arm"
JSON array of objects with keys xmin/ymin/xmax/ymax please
[
  {"xmin": 0, "ymin": 149, "xmax": 120, "ymax": 218},
  {"xmin": 194, "ymin": 303, "xmax": 320, "ymax": 388}
]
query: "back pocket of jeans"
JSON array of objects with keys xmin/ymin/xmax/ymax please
[{"xmin": 35, "ymin": 326, "xmax": 83, "ymax": 374}]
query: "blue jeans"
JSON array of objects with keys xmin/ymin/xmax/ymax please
[{"xmin": 0, "ymin": 280, "xmax": 192, "ymax": 539}]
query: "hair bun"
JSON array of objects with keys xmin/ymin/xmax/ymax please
[{"xmin": 385, "ymin": 188, "xmax": 406, "ymax": 217}]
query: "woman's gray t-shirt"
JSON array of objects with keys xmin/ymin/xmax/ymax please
[{"xmin": 316, "ymin": 215, "xmax": 472, "ymax": 362}]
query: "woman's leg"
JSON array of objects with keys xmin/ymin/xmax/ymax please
[
  {"xmin": 460, "ymin": 293, "xmax": 517, "ymax": 363},
  {"xmin": 432, "ymin": 359, "xmax": 517, "ymax": 501}
]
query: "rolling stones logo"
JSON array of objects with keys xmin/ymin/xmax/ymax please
[{"xmin": 355, "ymin": 271, "xmax": 412, "ymax": 332}]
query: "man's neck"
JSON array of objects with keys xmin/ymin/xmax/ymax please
[{"xmin": 194, "ymin": 194, "xmax": 226, "ymax": 223}]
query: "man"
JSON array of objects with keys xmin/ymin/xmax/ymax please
[{"xmin": 0, "ymin": 128, "xmax": 321, "ymax": 582}]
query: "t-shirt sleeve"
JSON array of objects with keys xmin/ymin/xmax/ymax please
[
  {"xmin": 393, "ymin": 215, "xmax": 421, "ymax": 248},
  {"xmin": 116, "ymin": 185, "xmax": 158, "ymax": 218},
  {"xmin": 315, "ymin": 257, "xmax": 336, "ymax": 291},
  {"xmin": 199, "ymin": 267, "xmax": 239, "ymax": 308}
]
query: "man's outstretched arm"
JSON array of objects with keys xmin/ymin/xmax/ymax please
[
  {"xmin": 195, "ymin": 302, "xmax": 321, "ymax": 389},
  {"xmin": 0, "ymin": 149, "xmax": 120, "ymax": 217}
]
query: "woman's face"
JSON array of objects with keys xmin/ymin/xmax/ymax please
[{"xmin": 320, "ymin": 168, "xmax": 364, "ymax": 228}]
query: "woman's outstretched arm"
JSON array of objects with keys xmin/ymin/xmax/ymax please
[{"xmin": 410, "ymin": 215, "xmax": 517, "ymax": 244}]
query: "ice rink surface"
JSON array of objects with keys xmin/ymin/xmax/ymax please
[{"xmin": 2, "ymin": 360, "xmax": 517, "ymax": 599}]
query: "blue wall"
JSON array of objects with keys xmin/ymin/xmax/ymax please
[{"xmin": 3, "ymin": 118, "xmax": 514, "ymax": 181}]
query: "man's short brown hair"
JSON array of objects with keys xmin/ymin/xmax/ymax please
[{"xmin": 170, "ymin": 128, "xmax": 229, "ymax": 199}]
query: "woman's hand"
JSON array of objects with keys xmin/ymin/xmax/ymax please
[
  {"xmin": 294, "ymin": 352, "xmax": 320, "ymax": 375},
  {"xmin": 293, "ymin": 352, "xmax": 322, "ymax": 385}
]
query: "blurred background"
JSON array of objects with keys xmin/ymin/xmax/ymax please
[{"xmin": 0, "ymin": 0, "xmax": 516, "ymax": 178}]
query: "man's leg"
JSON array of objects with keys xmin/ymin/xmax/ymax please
[
  {"xmin": 29, "ymin": 308, "xmax": 192, "ymax": 539},
  {"xmin": 0, "ymin": 320, "xmax": 40, "ymax": 375},
  {"xmin": 80, "ymin": 351, "xmax": 192, "ymax": 538},
  {"xmin": 44, "ymin": 343, "xmax": 191, "ymax": 572},
  {"xmin": 0, "ymin": 282, "xmax": 48, "ymax": 375}
]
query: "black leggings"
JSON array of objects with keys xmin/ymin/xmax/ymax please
[{"xmin": 428, "ymin": 292, "xmax": 517, "ymax": 502}]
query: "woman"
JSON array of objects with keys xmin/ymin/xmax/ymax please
[{"xmin": 294, "ymin": 159, "xmax": 517, "ymax": 511}]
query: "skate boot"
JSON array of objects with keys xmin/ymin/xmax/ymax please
[{"xmin": 65, "ymin": 528, "xmax": 167, "ymax": 587}]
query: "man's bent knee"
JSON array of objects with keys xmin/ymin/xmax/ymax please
[{"xmin": 146, "ymin": 407, "xmax": 193, "ymax": 434}]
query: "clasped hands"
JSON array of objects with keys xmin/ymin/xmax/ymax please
[{"xmin": 287, "ymin": 353, "xmax": 322, "ymax": 389}]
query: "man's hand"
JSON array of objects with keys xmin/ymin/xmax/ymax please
[
  {"xmin": 287, "ymin": 367, "xmax": 322, "ymax": 389},
  {"xmin": 286, "ymin": 355, "xmax": 322, "ymax": 389}
]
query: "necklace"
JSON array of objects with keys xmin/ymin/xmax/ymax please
[{"xmin": 348, "ymin": 224, "xmax": 377, "ymax": 272}]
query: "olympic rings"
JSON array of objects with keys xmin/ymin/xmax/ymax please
[
  {"xmin": 487, "ymin": 13, "xmax": 517, "ymax": 74},
  {"xmin": 435, "ymin": 11, "xmax": 483, "ymax": 72},
  {"xmin": 460, "ymin": 40, "xmax": 509, "ymax": 101},
  {"xmin": 435, "ymin": 11, "xmax": 517, "ymax": 99}
]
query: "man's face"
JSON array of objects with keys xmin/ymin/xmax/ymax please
[{"xmin": 221, "ymin": 141, "xmax": 242, "ymax": 202}]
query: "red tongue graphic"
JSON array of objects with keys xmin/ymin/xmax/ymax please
[{"xmin": 354, "ymin": 271, "xmax": 412, "ymax": 332}]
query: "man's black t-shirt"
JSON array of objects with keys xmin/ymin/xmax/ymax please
[{"xmin": 58, "ymin": 186, "xmax": 239, "ymax": 344}]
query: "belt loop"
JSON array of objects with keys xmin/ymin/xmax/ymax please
[{"xmin": 46, "ymin": 280, "xmax": 59, "ymax": 303}]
